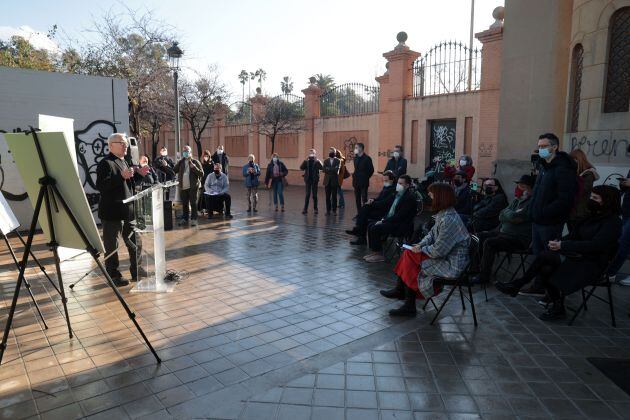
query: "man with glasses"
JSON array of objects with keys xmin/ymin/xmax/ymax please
[{"xmin": 96, "ymin": 133, "xmax": 149, "ymax": 286}]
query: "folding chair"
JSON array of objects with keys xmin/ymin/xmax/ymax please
[
  {"xmin": 493, "ymin": 247, "xmax": 531, "ymax": 282},
  {"xmin": 423, "ymin": 235, "xmax": 480, "ymax": 326},
  {"xmin": 568, "ymin": 272, "xmax": 616, "ymax": 327}
]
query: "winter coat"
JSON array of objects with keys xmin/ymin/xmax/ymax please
[
  {"xmin": 265, "ymin": 160, "xmax": 289, "ymax": 185},
  {"xmin": 530, "ymin": 151, "xmax": 577, "ymax": 225},
  {"xmin": 352, "ymin": 154, "xmax": 374, "ymax": 188},
  {"xmin": 337, "ymin": 157, "xmax": 348, "ymax": 186},
  {"xmin": 96, "ymin": 153, "xmax": 136, "ymax": 221},
  {"xmin": 300, "ymin": 158, "xmax": 323, "ymax": 184},
  {"xmin": 242, "ymin": 162, "xmax": 261, "ymax": 188},
  {"xmin": 323, "ymin": 157, "xmax": 341, "ymax": 187},
  {"xmin": 570, "ymin": 168, "xmax": 600, "ymax": 223},
  {"xmin": 550, "ymin": 212, "xmax": 622, "ymax": 295},
  {"xmin": 471, "ymin": 192, "xmax": 508, "ymax": 232},
  {"xmin": 417, "ymin": 207, "xmax": 471, "ymax": 299},
  {"xmin": 173, "ymin": 158, "xmax": 204, "ymax": 190},
  {"xmin": 211, "ymin": 152, "xmax": 229, "ymax": 175},
  {"xmin": 498, "ymin": 195, "xmax": 533, "ymax": 245},
  {"xmin": 444, "ymin": 164, "xmax": 475, "ymax": 182},
  {"xmin": 454, "ymin": 183, "xmax": 473, "ymax": 216},
  {"xmin": 370, "ymin": 185, "xmax": 397, "ymax": 212},
  {"xmin": 201, "ymin": 160, "xmax": 214, "ymax": 187},
  {"xmin": 153, "ymin": 156, "xmax": 175, "ymax": 182},
  {"xmin": 384, "ymin": 157, "xmax": 408, "ymax": 178},
  {"xmin": 204, "ymin": 172, "xmax": 229, "ymax": 195},
  {"xmin": 133, "ymin": 166, "xmax": 159, "ymax": 189}
]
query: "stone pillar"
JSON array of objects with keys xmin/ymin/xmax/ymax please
[
  {"xmin": 214, "ymin": 103, "xmax": 228, "ymax": 152},
  {"xmin": 302, "ymin": 77, "xmax": 322, "ymax": 153},
  {"xmin": 475, "ymin": 7, "xmax": 504, "ymax": 177},
  {"xmin": 376, "ymin": 33, "xmax": 421, "ymax": 174},
  {"xmin": 250, "ymin": 88, "xmax": 267, "ymax": 159}
]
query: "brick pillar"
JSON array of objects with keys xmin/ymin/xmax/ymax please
[
  {"xmin": 376, "ymin": 33, "xmax": 421, "ymax": 174},
  {"xmin": 475, "ymin": 10, "xmax": 504, "ymax": 177},
  {"xmin": 250, "ymin": 88, "xmax": 267, "ymax": 159},
  {"xmin": 214, "ymin": 103, "xmax": 228, "ymax": 153},
  {"xmin": 302, "ymin": 77, "xmax": 322, "ymax": 152}
]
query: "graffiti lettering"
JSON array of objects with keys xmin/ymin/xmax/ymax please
[{"xmin": 570, "ymin": 135, "xmax": 630, "ymax": 159}]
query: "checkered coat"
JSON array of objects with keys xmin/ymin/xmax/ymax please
[{"xmin": 417, "ymin": 207, "xmax": 471, "ymax": 299}]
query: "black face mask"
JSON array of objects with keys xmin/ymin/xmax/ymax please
[
  {"xmin": 329, "ymin": 152, "xmax": 335, "ymax": 158},
  {"xmin": 214, "ymin": 170, "xmax": 221, "ymax": 175},
  {"xmin": 484, "ymin": 186, "xmax": 495, "ymax": 195},
  {"xmin": 587, "ymin": 199, "xmax": 602, "ymax": 213},
  {"xmin": 453, "ymin": 180, "xmax": 463, "ymax": 187}
]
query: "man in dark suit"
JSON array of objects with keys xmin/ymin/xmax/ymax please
[
  {"xmin": 299, "ymin": 149, "xmax": 324, "ymax": 215},
  {"xmin": 352, "ymin": 142, "xmax": 375, "ymax": 213},
  {"xmin": 96, "ymin": 133, "xmax": 149, "ymax": 286},
  {"xmin": 323, "ymin": 147, "xmax": 341, "ymax": 215}
]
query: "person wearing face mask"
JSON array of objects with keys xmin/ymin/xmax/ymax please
[
  {"xmin": 568, "ymin": 149, "xmax": 600, "ymax": 232},
  {"xmin": 352, "ymin": 142, "xmax": 375, "ymax": 213},
  {"xmin": 469, "ymin": 178, "xmax": 508, "ymax": 233},
  {"xmin": 444, "ymin": 155, "xmax": 475, "ymax": 183},
  {"xmin": 265, "ymin": 153, "xmax": 289, "ymax": 212},
  {"xmin": 346, "ymin": 171, "xmax": 398, "ymax": 245},
  {"xmin": 242, "ymin": 154, "xmax": 261, "ymax": 213},
  {"xmin": 384, "ymin": 145, "xmax": 408, "ymax": 178},
  {"xmin": 452, "ymin": 171, "xmax": 473, "ymax": 218},
  {"xmin": 133, "ymin": 155, "xmax": 159, "ymax": 189},
  {"xmin": 496, "ymin": 185, "xmax": 622, "ymax": 321},
  {"xmin": 522, "ymin": 133, "xmax": 577, "ymax": 297},
  {"xmin": 299, "ymin": 149, "xmax": 324, "ymax": 215},
  {"xmin": 174, "ymin": 145, "xmax": 204, "ymax": 227},
  {"xmin": 364, "ymin": 175, "xmax": 417, "ymax": 263},
  {"xmin": 211, "ymin": 145, "xmax": 229, "ymax": 175},
  {"xmin": 153, "ymin": 146, "xmax": 175, "ymax": 183},
  {"xmin": 204, "ymin": 163, "xmax": 233, "ymax": 219},
  {"xmin": 609, "ymin": 170, "xmax": 630, "ymax": 285},
  {"xmin": 336, "ymin": 149, "xmax": 349, "ymax": 209},
  {"xmin": 198, "ymin": 150, "xmax": 214, "ymax": 215},
  {"xmin": 323, "ymin": 147, "xmax": 341, "ymax": 215},
  {"xmin": 471, "ymin": 175, "xmax": 534, "ymax": 285}
]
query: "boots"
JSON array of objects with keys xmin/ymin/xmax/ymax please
[
  {"xmin": 389, "ymin": 284, "xmax": 417, "ymax": 317},
  {"xmin": 380, "ymin": 277, "xmax": 405, "ymax": 300}
]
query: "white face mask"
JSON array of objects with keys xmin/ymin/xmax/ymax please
[
  {"xmin": 460, "ymin": 160, "xmax": 467, "ymax": 167},
  {"xmin": 217, "ymin": 149, "xmax": 223, "ymax": 155},
  {"xmin": 384, "ymin": 181, "xmax": 392, "ymax": 187},
  {"xmin": 396, "ymin": 183, "xmax": 405, "ymax": 193},
  {"xmin": 393, "ymin": 151, "xmax": 400, "ymax": 158},
  {"xmin": 308, "ymin": 154, "xmax": 315, "ymax": 158},
  {"xmin": 354, "ymin": 148, "xmax": 360, "ymax": 155},
  {"xmin": 272, "ymin": 157, "xmax": 278, "ymax": 163},
  {"xmin": 160, "ymin": 151, "xmax": 167, "ymax": 157}
]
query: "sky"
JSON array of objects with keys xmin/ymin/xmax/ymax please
[{"xmin": 2, "ymin": 0, "xmax": 504, "ymax": 101}]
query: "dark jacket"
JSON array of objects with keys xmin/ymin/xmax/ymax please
[
  {"xmin": 454, "ymin": 183, "xmax": 473, "ymax": 216},
  {"xmin": 201, "ymin": 160, "xmax": 214, "ymax": 187},
  {"xmin": 96, "ymin": 153, "xmax": 135, "ymax": 221},
  {"xmin": 211, "ymin": 152, "xmax": 229, "ymax": 175},
  {"xmin": 498, "ymin": 195, "xmax": 533, "ymax": 244},
  {"xmin": 153, "ymin": 155, "xmax": 175, "ymax": 182},
  {"xmin": 622, "ymin": 170, "xmax": 630, "ymax": 218},
  {"xmin": 472, "ymin": 192, "xmax": 508, "ymax": 232},
  {"xmin": 530, "ymin": 151, "xmax": 577, "ymax": 225},
  {"xmin": 174, "ymin": 158, "xmax": 204, "ymax": 190},
  {"xmin": 353, "ymin": 154, "xmax": 374, "ymax": 188},
  {"xmin": 323, "ymin": 157, "xmax": 341, "ymax": 187},
  {"xmin": 300, "ymin": 158, "xmax": 323, "ymax": 184},
  {"xmin": 381, "ymin": 188, "xmax": 418, "ymax": 235},
  {"xmin": 570, "ymin": 168, "xmax": 600, "ymax": 223},
  {"xmin": 551, "ymin": 212, "xmax": 622, "ymax": 295},
  {"xmin": 370, "ymin": 185, "xmax": 397, "ymax": 212},
  {"xmin": 265, "ymin": 160, "xmax": 289, "ymax": 185},
  {"xmin": 384, "ymin": 157, "xmax": 407, "ymax": 177},
  {"xmin": 133, "ymin": 166, "xmax": 159, "ymax": 190}
]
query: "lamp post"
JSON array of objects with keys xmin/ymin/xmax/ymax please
[{"xmin": 167, "ymin": 41, "xmax": 183, "ymax": 158}]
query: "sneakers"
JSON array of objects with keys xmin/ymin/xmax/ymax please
[
  {"xmin": 364, "ymin": 253, "xmax": 385, "ymax": 263},
  {"xmin": 191, "ymin": 219, "xmax": 198, "ymax": 227},
  {"xmin": 518, "ymin": 285, "xmax": 546, "ymax": 297}
]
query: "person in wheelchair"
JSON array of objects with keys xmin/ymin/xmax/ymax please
[
  {"xmin": 346, "ymin": 171, "xmax": 398, "ymax": 245},
  {"xmin": 380, "ymin": 183, "xmax": 470, "ymax": 316},
  {"xmin": 495, "ymin": 185, "xmax": 622, "ymax": 321}
]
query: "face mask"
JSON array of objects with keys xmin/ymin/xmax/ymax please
[
  {"xmin": 384, "ymin": 181, "xmax": 392, "ymax": 187},
  {"xmin": 214, "ymin": 170, "xmax": 221, "ymax": 175},
  {"xmin": 160, "ymin": 151, "xmax": 167, "ymax": 157},
  {"xmin": 217, "ymin": 150, "xmax": 223, "ymax": 155},
  {"xmin": 459, "ymin": 160, "xmax": 467, "ymax": 167},
  {"xmin": 521, "ymin": 190, "xmax": 529, "ymax": 199},
  {"xmin": 538, "ymin": 147, "xmax": 552, "ymax": 159},
  {"xmin": 393, "ymin": 152, "xmax": 400, "ymax": 158},
  {"xmin": 182, "ymin": 151, "xmax": 190, "ymax": 158},
  {"xmin": 329, "ymin": 152, "xmax": 335, "ymax": 158},
  {"xmin": 453, "ymin": 179, "xmax": 463, "ymax": 187},
  {"xmin": 248, "ymin": 159, "xmax": 254, "ymax": 164},
  {"xmin": 203, "ymin": 156, "xmax": 209, "ymax": 161},
  {"xmin": 308, "ymin": 154, "xmax": 315, "ymax": 159},
  {"xmin": 587, "ymin": 199, "xmax": 601, "ymax": 213},
  {"xmin": 484, "ymin": 186, "xmax": 495, "ymax": 195},
  {"xmin": 354, "ymin": 148, "xmax": 360, "ymax": 155},
  {"xmin": 272, "ymin": 157, "xmax": 278, "ymax": 163},
  {"xmin": 396, "ymin": 183, "xmax": 405, "ymax": 193}
]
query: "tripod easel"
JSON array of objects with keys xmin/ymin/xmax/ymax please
[{"xmin": 0, "ymin": 128, "xmax": 160, "ymax": 365}]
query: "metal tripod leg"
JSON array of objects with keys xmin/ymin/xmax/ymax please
[{"xmin": 14, "ymin": 231, "xmax": 61, "ymax": 295}]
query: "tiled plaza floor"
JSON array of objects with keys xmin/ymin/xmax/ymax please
[{"xmin": 1, "ymin": 183, "xmax": 629, "ymax": 419}]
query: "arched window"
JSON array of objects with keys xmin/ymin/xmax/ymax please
[
  {"xmin": 568, "ymin": 44, "xmax": 583, "ymax": 132},
  {"xmin": 604, "ymin": 7, "xmax": 630, "ymax": 113}
]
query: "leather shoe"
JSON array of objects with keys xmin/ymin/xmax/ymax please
[
  {"xmin": 380, "ymin": 288, "xmax": 405, "ymax": 300},
  {"xmin": 495, "ymin": 281, "xmax": 520, "ymax": 297},
  {"xmin": 113, "ymin": 278, "xmax": 129, "ymax": 287}
]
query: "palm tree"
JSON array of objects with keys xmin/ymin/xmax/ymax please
[
  {"xmin": 314, "ymin": 73, "xmax": 335, "ymax": 92},
  {"xmin": 238, "ymin": 70, "xmax": 249, "ymax": 102},
  {"xmin": 280, "ymin": 76, "xmax": 293, "ymax": 94},
  {"xmin": 251, "ymin": 68, "xmax": 267, "ymax": 91}
]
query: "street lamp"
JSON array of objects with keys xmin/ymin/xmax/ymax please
[{"xmin": 167, "ymin": 41, "xmax": 183, "ymax": 158}]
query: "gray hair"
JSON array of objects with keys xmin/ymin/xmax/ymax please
[
  {"xmin": 183, "ymin": 145, "xmax": 191, "ymax": 152},
  {"xmin": 107, "ymin": 133, "xmax": 127, "ymax": 145}
]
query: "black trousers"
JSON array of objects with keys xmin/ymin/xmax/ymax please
[
  {"xmin": 515, "ymin": 251, "xmax": 561, "ymax": 296},
  {"xmin": 355, "ymin": 205, "xmax": 386, "ymax": 238},
  {"xmin": 206, "ymin": 194, "xmax": 231, "ymax": 215},
  {"xmin": 368, "ymin": 222, "xmax": 399, "ymax": 252},
  {"xmin": 325, "ymin": 184, "xmax": 338, "ymax": 212},
  {"xmin": 180, "ymin": 188, "xmax": 198, "ymax": 221},
  {"xmin": 479, "ymin": 232, "xmax": 529, "ymax": 282},
  {"xmin": 304, "ymin": 182, "xmax": 319, "ymax": 211},
  {"xmin": 102, "ymin": 219, "xmax": 141, "ymax": 280},
  {"xmin": 354, "ymin": 185, "xmax": 369, "ymax": 212}
]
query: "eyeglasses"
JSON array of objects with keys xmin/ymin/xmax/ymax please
[{"xmin": 111, "ymin": 142, "xmax": 129, "ymax": 147}]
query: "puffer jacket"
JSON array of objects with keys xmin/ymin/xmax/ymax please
[{"xmin": 530, "ymin": 151, "xmax": 577, "ymax": 225}]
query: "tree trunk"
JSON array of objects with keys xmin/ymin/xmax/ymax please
[
  {"xmin": 194, "ymin": 137, "xmax": 203, "ymax": 158},
  {"xmin": 270, "ymin": 134, "xmax": 275, "ymax": 155}
]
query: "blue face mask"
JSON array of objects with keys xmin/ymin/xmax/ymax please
[
  {"xmin": 538, "ymin": 147, "xmax": 552, "ymax": 159},
  {"xmin": 182, "ymin": 151, "xmax": 190, "ymax": 158}
]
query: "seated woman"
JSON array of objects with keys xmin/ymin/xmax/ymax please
[
  {"xmin": 444, "ymin": 154, "xmax": 475, "ymax": 183},
  {"xmin": 468, "ymin": 177, "xmax": 508, "ymax": 233},
  {"xmin": 495, "ymin": 185, "xmax": 622, "ymax": 321},
  {"xmin": 380, "ymin": 183, "xmax": 471, "ymax": 317}
]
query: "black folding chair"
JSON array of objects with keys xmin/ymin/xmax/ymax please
[
  {"xmin": 568, "ymin": 272, "xmax": 616, "ymax": 327},
  {"xmin": 493, "ymin": 247, "xmax": 531, "ymax": 282},
  {"xmin": 423, "ymin": 235, "xmax": 481, "ymax": 327}
]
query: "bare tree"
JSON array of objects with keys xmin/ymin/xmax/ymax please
[
  {"xmin": 179, "ymin": 67, "xmax": 228, "ymax": 157},
  {"xmin": 139, "ymin": 71, "xmax": 173, "ymax": 159},
  {"xmin": 252, "ymin": 96, "xmax": 304, "ymax": 155}
]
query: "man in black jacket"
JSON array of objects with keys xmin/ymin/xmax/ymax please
[
  {"xmin": 610, "ymin": 170, "xmax": 630, "ymax": 284},
  {"xmin": 469, "ymin": 178, "xmax": 508, "ymax": 233},
  {"xmin": 352, "ymin": 142, "xmax": 374, "ymax": 213},
  {"xmin": 384, "ymin": 145, "xmax": 408, "ymax": 178},
  {"xmin": 323, "ymin": 147, "xmax": 341, "ymax": 215},
  {"xmin": 364, "ymin": 175, "xmax": 417, "ymax": 263},
  {"xmin": 154, "ymin": 147, "xmax": 175, "ymax": 182},
  {"xmin": 453, "ymin": 170, "xmax": 473, "ymax": 217},
  {"xmin": 300, "ymin": 149, "xmax": 323, "ymax": 214},
  {"xmin": 96, "ymin": 133, "xmax": 149, "ymax": 286},
  {"xmin": 347, "ymin": 171, "xmax": 397, "ymax": 245}
]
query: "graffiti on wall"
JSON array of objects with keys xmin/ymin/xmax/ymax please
[
  {"xmin": 570, "ymin": 135, "xmax": 630, "ymax": 160},
  {"xmin": 343, "ymin": 136, "xmax": 358, "ymax": 160},
  {"xmin": 429, "ymin": 120, "xmax": 456, "ymax": 171}
]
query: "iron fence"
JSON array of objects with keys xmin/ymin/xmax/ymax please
[
  {"xmin": 412, "ymin": 41, "xmax": 480, "ymax": 97},
  {"xmin": 271, "ymin": 93, "xmax": 305, "ymax": 111},
  {"xmin": 320, "ymin": 83, "xmax": 380, "ymax": 117}
]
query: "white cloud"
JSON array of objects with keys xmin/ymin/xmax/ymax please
[{"xmin": 0, "ymin": 25, "xmax": 61, "ymax": 53}]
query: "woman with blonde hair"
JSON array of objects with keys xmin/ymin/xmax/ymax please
[
  {"xmin": 336, "ymin": 149, "xmax": 349, "ymax": 208},
  {"xmin": 569, "ymin": 149, "xmax": 599, "ymax": 230}
]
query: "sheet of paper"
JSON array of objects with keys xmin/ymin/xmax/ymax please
[
  {"xmin": 402, "ymin": 244, "xmax": 415, "ymax": 251},
  {"xmin": 0, "ymin": 191, "xmax": 20, "ymax": 235}
]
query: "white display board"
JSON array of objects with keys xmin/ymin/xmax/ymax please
[
  {"xmin": 4, "ymin": 132, "xmax": 104, "ymax": 253},
  {"xmin": 0, "ymin": 192, "xmax": 19, "ymax": 235},
  {"xmin": 38, "ymin": 114, "xmax": 78, "ymax": 174}
]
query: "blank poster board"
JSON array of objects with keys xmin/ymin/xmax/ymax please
[
  {"xmin": 4, "ymin": 132, "xmax": 104, "ymax": 253},
  {"xmin": 0, "ymin": 192, "xmax": 19, "ymax": 235},
  {"xmin": 38, "ymin": 114, "xmax": 78, "ymax": 173}
]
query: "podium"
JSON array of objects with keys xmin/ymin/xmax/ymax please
[{"xmin": 124, "ymin": 181, "xmax": 178, "ymax": 293}]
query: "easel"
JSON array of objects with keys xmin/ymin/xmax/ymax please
[{"xmin": 0, "ymin": 128, "xmax": 160, "ymax": 365}]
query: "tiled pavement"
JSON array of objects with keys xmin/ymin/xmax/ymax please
[{"xmin": 0, "ymin": 183, "xmax": 629, "ymax": 419}]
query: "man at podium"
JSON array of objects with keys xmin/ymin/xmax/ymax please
[{"xmin": 96, "ymin": 133, "xmax": 149, "ymax": 286}]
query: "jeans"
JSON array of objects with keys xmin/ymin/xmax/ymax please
[
  {"xmin": 338, "ymin": 187, "xmax": 345, "ymax": 207},
  {"xmin": 247, "ymin": 187, "xmax": 258, "ymax": 210},
  {"xmin": 354, "ymin": 186, "xmax": 369, "ymax": 212},
  {"xmin": 180, "ymin": 188, "xmax": 198, "ymax": 221},
  {"xmin": 102, "ymin": 219, "xmax": 141, "ymax": 280},
  {"xmin": 478, "ymin": 232, "xmax": 529, "ymax": 282},
  {"xmin": 531, "ymin": 223, "xmax": 564, "ymax": 256},
  {"xmin": 272, "ymin": 180, "xmax": 285, "ymax": 206},
  {"xmin": 325, "ymin": 184, "xmax": 338, "ymax": 212},
  {"xmin": 609, "ymin": 216, "xmax": 630, "ymax": 276},
  {"xmin": 304, "ymin": 182, "xmax": 318, "ymax": 211},
  {"xmin": 206, "ymin": 193, "xmax": 231, "ymax": 215}
]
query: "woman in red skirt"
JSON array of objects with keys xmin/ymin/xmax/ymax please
[{"xmin": 380, "ymin": 183, "xmax": 471, "ymax": 316}]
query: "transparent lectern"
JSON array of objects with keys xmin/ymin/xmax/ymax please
[{"xmin": 123, "ymin": 181, "xmax": 178, "ymax": 293}]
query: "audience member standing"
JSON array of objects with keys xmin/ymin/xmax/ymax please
[
  {"xmin": 610, "ymin": 170, "xmax": 630, "ymax": 284},
  {"xmin": 323, "ymin": 147, "xmax": 341, "ymax": 215},
  {"xmin": 211, "ymin": 145, "xmax": 229, "ymax": 175},
  {"xmin": 243, "ymin": 154, "xmax": 261, "ymax": 213},
  {"xmin": 205, "ymin": 163, "xmax": 233, "ymax": 219},
  {"xmin": 568, "ymin": 149, "xmax": 599, "ymax": 231},
  {"xmin": 300, "ymin": 149, "xmax": 323, "ymax": 215},
  {"xmin": 134, "ymin": 155, "xmax": 159, "ymax": 189},
  {"xmin": 199, "ymin": 150, "xmax": 214, "ymax": 214},
  {"xmin": 154, "ymin": 147, "xmax": 175, "ymax": 182},
  {"xmin": 265, "ymin": 153, "xmax": 289, "ymax": 212},
  {"xmin": 336, "ymin": 149, "xmax": 348, "ymax": 208},
  {"xmin": 174, "ymin": 145, "xmax": 204, "ymax": 227},
  {"xmin": 384, "ymin": 145, "xmax": 408, "ymax": 178},
  {"xmin": 352, "ymin": 143, "xmax": 374, "ymax": 212}
]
